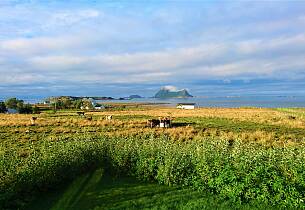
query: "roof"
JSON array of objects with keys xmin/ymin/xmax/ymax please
[{"xmin": 177, "ymin": 103, "xmax": 196, "ymax": 105}]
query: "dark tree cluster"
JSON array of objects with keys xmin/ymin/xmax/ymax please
[
  {"xmin": 0, "ymin": 102, "xmax": 7, "ymax": 113},
  {"xmin": 48, "ymin": 97, "xmax": 94, "ymax": 110},
  {"xmin": 3, "ymin": 98, "xmax": 35, "ymax": 114}
]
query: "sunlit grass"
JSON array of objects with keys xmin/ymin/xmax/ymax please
[
  {"xmin": 1, "ymin": 107, "xmax": 305, "ymax": 209},
  {"xmin": 26, "ymin": 169, "xmax": 284, "ymax": 210}
]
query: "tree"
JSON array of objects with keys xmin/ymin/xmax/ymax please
[
  {"xmin": 5, "ymin": 98, "xmax": 23, "ymax": 109},
  {"xmin": 0, "ymin": 102, "xmax": 7, "ymax": 113},
  {"xmin": 82, "ymin": 99, "xmax": 94, "ymax": 110},
  {"xmin": 61, "ymin": 97, "xmax": 72, "ymax": 109},
  {"xmin": 73, "ymin": 99, "xmax": 83, "ymax": 109},
  {"xmin": 4, "ymin": 98, "xmax": 33, "ymax": 114},
  {"xmin": 17, "ymin": 103, "xmax": 33, "ymax": 114},
  {"xmin": 32, "ymin": 106, "xmax": 40, "ymax": 114}
]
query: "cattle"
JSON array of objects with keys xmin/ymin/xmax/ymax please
[
  {"xmin": 86, "ymin": 115, "xmax": 93, "ymax": 121},
  {"xmin": 147, "ymin": 117, "xmax": 172, "ymax": 128},
  {"xmin": 159, "ymin": 117, "xmax": 172, "ymax": 128},
  {"xmin": 76, "ymin": 111, "xmax": 85, "ymax": 116},
  {"xmin": 147, "ymin": 119, "xmax": 160, "ymax": 128},
  {"xmin": 30, "ymin": 117, "xmax": 37, "ymax": 126},
  {"xmin": 106, "ymin": 115, "xmax": 113, "ymax": 120}
]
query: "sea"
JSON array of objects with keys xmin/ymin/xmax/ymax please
[{"xmin": 1, "ymin": 95, "xmax": 305, "ymax": 108}]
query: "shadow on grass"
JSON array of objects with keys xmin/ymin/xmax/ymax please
[
  {"xmin": 25, "ymin": 168, "xmax": 284, "ymax": 210},
  {"xmin": 171, "ymin": 122, "xmax": 195, "ymax": 127}
]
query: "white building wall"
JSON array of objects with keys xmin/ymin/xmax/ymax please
[{"xmin": 177, "ymin": 105, "xmax": 195, "ymax": 110}]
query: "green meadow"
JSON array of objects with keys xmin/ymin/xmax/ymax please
[{"xmin": 1, "ymin": 107, "xmax": 305, "ymax": 209}]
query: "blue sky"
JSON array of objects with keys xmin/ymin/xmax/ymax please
[{"xmin": 1, "ymin": 0, "xmax": 305, "ymax": 98}]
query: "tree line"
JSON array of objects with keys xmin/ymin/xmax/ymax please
[
  {"xmin": 0, "ymin": 97, "xmax": 103, "ymax": 114},
  {"xmin": 0, "ymin": 98, "xmax": 39, "ymax": 114},
  {"xmin": 46, "ymin": 97, "xmax": 98, "ymax": 110}
]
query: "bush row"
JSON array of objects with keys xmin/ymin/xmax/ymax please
[
  {"xmin": 106, "ymin": 136, "xmax": 305, "ymax": 208},
  {"xmin": 1, "ymin": 135, "xmax": 305, "ymax": 209}
]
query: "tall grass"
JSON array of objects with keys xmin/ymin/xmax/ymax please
[
  {"xmin": 106, "ymin": 136, "xmax": 305, "ymax": 207},
  {"xmin": 1, "ymin": 135, "xmax": 305, "ymax": 209}
]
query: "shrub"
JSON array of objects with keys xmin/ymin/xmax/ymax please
[
  {"xmin": 1, "ymin": 136, "xmax": 305, "ymax": 209},
  {"xmin": 0, "ymin": 102, "xmax": 7, "ymax": 113},
  {"xmin": 17, "ymin": 103, "xmax": 33, "ymax": 114}
]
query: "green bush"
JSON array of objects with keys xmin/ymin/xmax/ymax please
[
  {"xmin": 1, "ymin": 136, "xmax": 305, "ymax": 209},
  {"xmin": 0, "ymin": 102, "xmax": 7, "ymax": 113}
]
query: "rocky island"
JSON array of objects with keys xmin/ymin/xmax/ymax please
[{"xmin": 154, "ymin": 87, "xmax": 193, "ymax": 98}]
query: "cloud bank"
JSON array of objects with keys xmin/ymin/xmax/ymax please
[{"xmin": 1, "ymin": 1, "xmax": 305, "ymax": 97}]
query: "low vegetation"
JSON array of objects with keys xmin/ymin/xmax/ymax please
[{"xmin": 1, "ymin": 106, "xmax": 305, "ymax": 209}]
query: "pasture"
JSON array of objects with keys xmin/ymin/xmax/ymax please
[{"xmin": 1, "ymin": 106, "xmax": 305, "ymax": 209}]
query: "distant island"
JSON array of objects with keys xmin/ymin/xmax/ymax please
[
  {"xmin": 44, "ymin": 95, "xmax": 143, "ymax": 103},
  {"xmin": 45, "ymin": 96, "xmax": 114, "ymax": 102},
  {"xmin": 129, "ymin": 95, "xmax": 143, "ymax": 99},
  {"xmin": 154, "ymin": 87, "xmax": 193, "ymax": 98}
]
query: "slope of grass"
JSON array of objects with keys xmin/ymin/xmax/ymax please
[
  {"xmin": 1, "ymin": 108, "xmax": 305, "ymax": 209},
  {"xmin": 25, "ymin": 169, "xmax": 284, "ymax": 210},
  {"xmin": 1, "ymin": 136, "xmax": 305, "ymax": 209}
]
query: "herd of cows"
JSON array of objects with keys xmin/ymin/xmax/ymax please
[{"xmin": 29, "ymin": 114, "xmax": 172, "ymax": 128}]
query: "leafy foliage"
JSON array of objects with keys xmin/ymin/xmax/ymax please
[
  {"xmin": 1, "ymin": 136, "xmax": 305, "ymax": 209},
  {"xmin": 1, "ymin": 107, "xmax": 305, "ymax": 209},
  {"xmin": 4, "ymin": 98, "xmax": 33, "ymax": 114},
  {"xmin": 5, "ymin": 98, "xmax": 23, "ymax": 109},
  {"xmin": 0, "ymin": 102, "xmax": 7, "ymax": 113}
]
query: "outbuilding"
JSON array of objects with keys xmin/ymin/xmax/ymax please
[{"xmin": 176, "ymin": 103, "xmax": 196, "ymax": 110}]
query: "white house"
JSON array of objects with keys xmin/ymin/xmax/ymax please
[
  {"xmin": 94, "ymin": 106, "xmax": 105, "ymax": 110},
  {"xmin": 176, "ymin": 103, "xmax": 196, "ymax": 110}
]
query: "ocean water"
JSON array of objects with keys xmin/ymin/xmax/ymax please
[
  {"xmin": 99, "ymin": 96, "xmax": 305, "ymax": 108},
  {"xmin": 1, "ymin": 96, "xmax": 305, "ymax": 108}
]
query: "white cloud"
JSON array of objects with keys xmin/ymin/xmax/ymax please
[
  {"xmin": 0, "ymin": 73, "xmax": 45, "ymax": 84},
  {"xmin": 1, "ymin": 32, "xmax": 305, "ymax": 87},
  {"xmin": 1, "ymin": 1, "xmax": 305, "ymax": 94},
  {"xmin": 48, "ymin": 9, "xmax": 101, "ymax": 27},
  {"xmin": 238, "ymin": 34, "xmax": 305, "ymax": 55},
  {"xmin": 0, "ymin": 37, "xmax": 80, "ymax": 55},
  {"xmin": 162, "ymin": 85, "xmax": 178, "ymax": 91}
]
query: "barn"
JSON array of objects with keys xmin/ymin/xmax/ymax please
[{"xmin": 176, "ymin": 103, "xmax": 196, "ymax": 110}]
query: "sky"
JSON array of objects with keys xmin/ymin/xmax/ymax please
[{"xmin": 1, "ymin": 0, "xmax": 305, "ymax": 98}]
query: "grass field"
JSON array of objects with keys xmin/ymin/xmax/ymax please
[
  {"xmin": 25, "ymin": 169, "xmax": 283, "ymax": 210},
  {"xmin": 1, "ymin": 106, "xmax": 305, "ymax": 209}
]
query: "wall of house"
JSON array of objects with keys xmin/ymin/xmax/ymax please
[{"xmin": 177, "ymin": 105, "xmax": 195, "ymax": 110}]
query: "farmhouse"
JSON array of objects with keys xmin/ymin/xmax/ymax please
[{"xmin": 176, "ymin": 103, "xmax": 196, "ymax": 110}]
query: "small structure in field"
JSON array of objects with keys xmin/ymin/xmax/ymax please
[
  {"xmin": 147, "ymin": 117, "xmax": 172, "ymax": 128},
  {"xmin": 176, "ymin": 103, "xmax": 196, "ymax": 110}
]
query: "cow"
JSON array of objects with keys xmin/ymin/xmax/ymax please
[
  {"xmin": 76, "ymin": 111, "xmax": 85, "ymax": 116},
  {"xmin": 163, "ymin": 117, "xmax": 172, "ymax": 128},
  {"xmin": 159, "ymin": 117, "xmax": 171, "ymax": 128},
  {"xmin": 147, "ymin": 119, "xmax": 160, "ymax": 128},
  {"xmin": 86, "ymin": 116, "xmax": 93, "ymax": 121},
  {"xmin": 30, "ymin": 117, "xmax": 37, "ymax": 126},
  {"xmin": 106, "ymin": 115, "xmax": 113, "ymax": 121}
]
